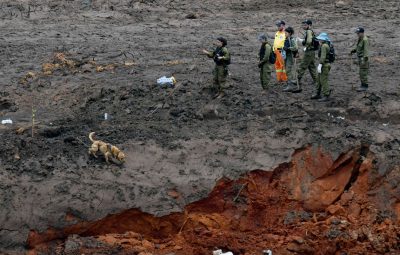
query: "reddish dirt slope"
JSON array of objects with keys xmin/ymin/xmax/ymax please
[{"xmin": 27, "ymin": 145, "xmax": 400, "ymax": 254}]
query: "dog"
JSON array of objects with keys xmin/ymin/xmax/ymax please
[{"xmin": 88, "ymin": 132, "xmax": 125, "ymax": 164}]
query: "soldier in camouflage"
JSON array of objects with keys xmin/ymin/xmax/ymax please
[
  {"xmin": 258, "ymin": 34, "xmax": 273, "ymax": 90},
  {"xmin": 295, "ymin": 19, "xmax": 318, "ymax": 93},
  {"xmin": 202, "ymin": 37, "xmax": 231, "ymax": 98},
  {"xmin": 312, "ymin": 33, "xmax": 332, "ymax": 102},
  {"xmin": 350, "ymin": 27, "xmax": 369, "ymax": 92}
]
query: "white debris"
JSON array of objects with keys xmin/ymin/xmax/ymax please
[
  {"xmin": 157, "ymin": 76, "xmax": 176, "ymax": 87},
  {"xmin": 383, "ymin": 123, "xmax": 389, "ymax": 127},
  {"xmin": 213, "ymin": 249, "xmax": 233, "ymax": 255},
  {"xmin": 263, "ymin": 250, "xmax": 273, "ymax": 255},
  {"xmin": 1, "ymin": 119, "xmax": 13, "ymax": 124},
  {"xmin": 337, "ymin": 116, "xmax": 345, "ymax": 120}
]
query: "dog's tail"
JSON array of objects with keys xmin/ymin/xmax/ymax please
[{"xmin": 89, "ymin": 132, "xmax": 96, "ymax": 142}]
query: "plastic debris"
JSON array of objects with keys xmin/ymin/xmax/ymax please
[
  {"xmin": 213, "ymin": 249, "xmax": 233, "ymax": 255},
  {"xmin": 157, "ymin": 76, "xmax": 176, "ymax": 88},
  {"xmin": 1, "ymin": 119, "xmax": 13, "ymax": 124}
]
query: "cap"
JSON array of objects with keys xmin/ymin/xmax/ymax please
[
  {"xmin": 258, "ymin": 33, "xmax": 268, "ymax": 41},
  {"xmin": 217, "ymin": 37, "xmax": 227, "ymax": 46},
  {"xmin": 355, "ymin": 27, "xmax": 364, "ymax": 33},
  {"xmin": 285, "ymin": 27, "xmax": 294, "ymax": 35},
  {"xmin": 316, "ymin": 32, "xmax": 330, "ymax": 42},
  {"xmin": 275, "ymin": 20, "xmax": 285, "ymax": 26},
  {"xmin": 302, "ymin": 19, "xmax": 312, "ymax": 25}
]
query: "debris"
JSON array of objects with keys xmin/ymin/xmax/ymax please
[
  {"xmin": 213, "ymin": 249, "xmax": 233, "ymax": 255},
  {"xmin": 1, "ymin": 118, "xmax": 13, "ymax": 124},
  {"xmin": 262, "ymin": 250, "xmax": 272, "ymax": 255},
  {"xmin": 157, "ymin": 76, "xmax": 176, "ymax": 88}
]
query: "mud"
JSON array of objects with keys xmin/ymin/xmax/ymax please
[
  {"xmin": 0, "ymin": 0, "xmax": 399, "ymax": 254},
  {"xmin": 26, "ymin": 146, "xmax": 400, "ymax": 254}
]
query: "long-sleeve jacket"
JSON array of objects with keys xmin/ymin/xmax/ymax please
[
  {"xmin": 259, "ymin": 42, "xmax": 272, "ymax": 65},
  {"xmin": 318, "ymin": 42, "xmax": 330, "ymax": 64},
  {"xmin": 302, "ymin": 29, "xmax": 315, "ymax": 51},
  {"xmin": 353, "ymin": 36, "xmax": 369, "ymax": 59},
  {"xmin": 284, "ymin": 37, "xmax": 298, "ymax": 58},
  {"xmin": 207, "ymin": 47, "xmax": 230, "ymax": 66}
]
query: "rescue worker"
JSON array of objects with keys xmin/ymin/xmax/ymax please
[
  {"xmin": 258, "ymin": 33, "xmax": 273, "ymax": 90},
  {"xmin": 312, "ymin": 33, "xmax": 331, "ymax": 102},
  {"xmin": 202, "ymin": 37, "xmax": 231, "ymax": 98},
  {"xmin": 350, "ymin": 27, "xmax": 369, "ymax": 91},
  {"xmin": 282, "ymin": 27, "xmax": 299, "ymax": 92},
  {"xmin": 295, "ymin": 19, "xmax": 317, "ymax": 93},
  {"xmin": 273, "ymin": 20, "xmax": 288, "ymax": 84}
]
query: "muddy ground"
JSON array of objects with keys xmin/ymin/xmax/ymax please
[{"xmin": 0, "ymin": 0, "xmax": 399, "ymax": 253}]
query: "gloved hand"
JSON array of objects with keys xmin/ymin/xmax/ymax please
[
  {"xmin": 317, "ymin": 64, "xmax": 322, "ymax": 73},
  {"xmin": 217, "ymin": 56, "xmax": 224, "ymax": 60},
  {"xmin": 296, "ymin": 37, "xmax": 304, "ymax": 43}
]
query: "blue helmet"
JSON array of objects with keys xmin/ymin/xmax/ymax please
[{"xmin": 316, "ymin": 32, "xmax": 330, "ymax": 42}]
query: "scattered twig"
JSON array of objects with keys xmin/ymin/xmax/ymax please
[
  {"xmin": 75, "ymin": 137, "xmax": 89, "ymax": 147},
  {"xmin": 233, "ymin": 183, "xmax": 248, "ymax": 202},
  {"xmin": 179, "ymin": 217, "xmax": 189, "ymax": 233},
  {"xmin": 31, "ymin": 106, "xmax": 36, "ymax": 137},
  {"xmin": 147, "ymin": 82, "xmax": 182, "ymax": 117}
]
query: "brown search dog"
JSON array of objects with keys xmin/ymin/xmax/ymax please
[{"xmin": 88, "ymin": 132, "xmax": 125, "ymax": 164}]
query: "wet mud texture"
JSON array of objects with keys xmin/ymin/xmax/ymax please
[{"xmin": 0, "ymin": 0, "xmax": 400, "ymax": 253}]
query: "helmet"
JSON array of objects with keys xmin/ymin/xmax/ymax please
[
  {"xmin": 316, "ymin": 32, "xmax": 330, "ymax": 42},
  {"xmin": 355, "ymin": 27, "xmax": 364, "ymax": 33}
]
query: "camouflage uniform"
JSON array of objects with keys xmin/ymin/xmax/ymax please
[
  {"xmin": 207, "ymin": 47, "xmax": 230, "ymax": 93},
  {"xmin": 316, "ymin": 42, "xmax": 331, "ymax": 96},
  {"xmin": 351, "ymin": 36, "xmax": 369, "ymax": 87},
  {"xmin": 297, "ymin": 29, "xmax": 317, "ymax": 86},
  {"xmin": 283, "ymin": 36, "xmax": 298, "ymax": 84},
  {"xmin": 259, "ymin": 42, "xmax": 273, "ymax": 89}
]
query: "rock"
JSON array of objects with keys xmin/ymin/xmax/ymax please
[
  {"xmin": 167, "ymin": 190, "xmax": 180, "ymax": 199},
  {"xmin": 290, "ymin": 236, "xmax": 305, "ymax": 244},
  {"xmin": 326, "ymin": 204, "xmax": 346, "ymax": 216},
  {"xmin": 348, "ymin": 202, "xmax": 361, "ymax": 219},
  {"xmin": 64, "ymin": 235, "xmax": 81, "ymax": 255},
  {"xmin": 339, "ymin": 191, "xmax": 354, "ymax": 205},
  {"xmin": 142, "ymin": 240, "xmax": 154, "ymax": 250}
]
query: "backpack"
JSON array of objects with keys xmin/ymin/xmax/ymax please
[
  {"xmin": 269, "ymin": 48, "xmax": 276, "ymax": 64},
  {"xmin": 328, "ymin": 43, "xmax": 336, "ymax": 63},
  {"xmin": 303, "ymin": 30, "xmax": 319, "ymax": 50},
  {"xmin": 311, "ymin": 33, "xmax": 320, "ymax": 51}
]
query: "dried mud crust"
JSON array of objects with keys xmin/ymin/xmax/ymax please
[{"xmin": 0, "ymin": 0, "xmax": 399, "ymax": 253}]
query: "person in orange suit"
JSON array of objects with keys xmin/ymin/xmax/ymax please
[{"xmin": 273, "ymin": 20, "xmax": 288, "ymax": 84}]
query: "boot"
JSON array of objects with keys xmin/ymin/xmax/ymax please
[
  {"xmin": 291, "ymin": 80, "xmax": 302, "ymax": 93},
  {"xmin": 318, "ymin": 95, "xmax": 329, "ymax": 102},
  {"xmin": 311, "ymin": 93, "xmax": 321, "ymax": 100},
  {"xmin": 356, "ymin": 83, "xmax": 368, "ymax": 92},
  {"xmin": 283, "ymin": 82, "xmax": 296, "ymax": 92}
]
